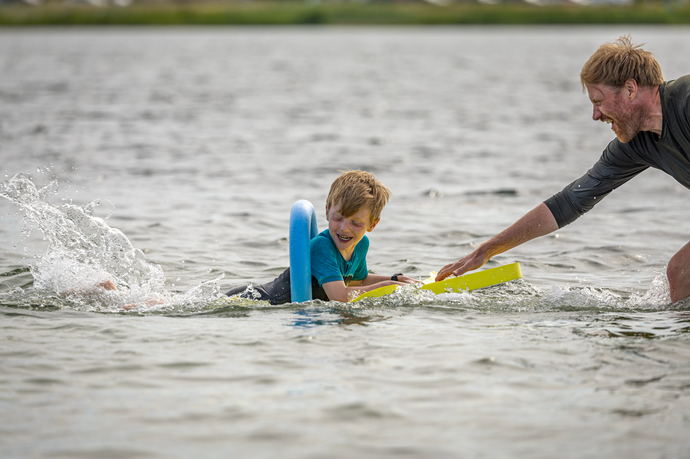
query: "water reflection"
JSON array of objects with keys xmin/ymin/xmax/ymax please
[{"xmin": 292, "ymin": 307, "xmax": 389, "ymax": 328}]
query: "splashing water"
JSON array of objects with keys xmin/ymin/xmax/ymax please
[
  {"xmin": 1, "ymin": 173, "xmax": 680, "ymax": 314},
  {"xmin": 0, "ymin": 174, "xmax": 223, "ymax": 313},
  {"xmin": 628, "ymin": 273, "xmax": 673, "ymax": 309},
  {"xmin": 349, "ymin": 275, "xmax": 680, "ymax": 313}
]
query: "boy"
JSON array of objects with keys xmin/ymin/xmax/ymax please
[{"xmin": 225, "ymin": 170, "xmax": 417, "ymax": 304}]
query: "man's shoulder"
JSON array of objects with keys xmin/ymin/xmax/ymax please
[
  {"xmin": 600, "ymin": 135, "xmax": 651, "ymax": 170},
  {"xmin": 662, "ymin": 75, "xmax": 690, "ymax": 136},
  {"xmin": 663, "ymin": 75, "xmax": 690, "ymax": 100},
  {"xmin": 667, "ymin": 74, "xmax": 690, "ymax": 86}
]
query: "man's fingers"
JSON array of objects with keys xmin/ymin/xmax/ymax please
[
  {"xmin": 452, "ymin": 266, "xmax": 468, "ymax": 277},
  {"xmin": 436, "ymin": 258, "xmax": 477, "ymax": 281},
  {"xmin": 436, "ymin": 263, "xmax": 460, "ymax": 281},
  {"xmin": 435, "ymin": 273, "xmax": 448, "ymax": 282},
  {"xmin": 437, "ymin": 250, "xmax": 488, "ymax": 282},
  {"xmin": 435, "ymin": 268, "xmax": 449, "ymax": 282}
]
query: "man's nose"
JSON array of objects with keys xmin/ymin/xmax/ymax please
[{"xmin": 592, "ymin": 106, "xmax": 601, "ymax": 121}]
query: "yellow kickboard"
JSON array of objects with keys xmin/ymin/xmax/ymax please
[{"xmin": 350, "ymin": 263, "xmax": 522, "ymax": 303}]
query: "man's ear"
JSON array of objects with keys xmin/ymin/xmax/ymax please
[
  {"xmin": 367, "ymin": 218, "xmax": 380, "ymax": 232},
  {"xmin": 625, "ymin": 78, "xmax": 639, "ymax": 102}
]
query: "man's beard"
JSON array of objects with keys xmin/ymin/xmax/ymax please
[{"xmin": 610, "ymin": 96, "xmax": 647, "ymax": 143}]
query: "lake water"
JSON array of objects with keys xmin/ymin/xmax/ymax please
[{"xmin": 1, "ymin": 26, "xmax": 690, "ymax": 458}]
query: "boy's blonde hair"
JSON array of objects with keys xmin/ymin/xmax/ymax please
[
  {"xmin": 580, "ymin": 35, "xmax": 663, "ymax": 91},
  {"xmin": 326, "ymin": 170, "xmax": 391, "ymax": 224}
]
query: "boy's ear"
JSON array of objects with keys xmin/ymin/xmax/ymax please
[
  {"xmin": 325, "ymin": 205, "xmax": 329, "ymax": 221},
  {"xmin": 367, "ymin": 218, "xmax": 380, "ymax": 232}
]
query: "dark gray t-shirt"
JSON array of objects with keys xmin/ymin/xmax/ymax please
[{"xmin": 544, "ymin": 75, "xmax": 690, "ymax": 227}]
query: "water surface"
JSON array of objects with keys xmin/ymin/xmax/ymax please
[{"xmin": 1, "ymin": 26, "xmax": 690, "ymax": 458}]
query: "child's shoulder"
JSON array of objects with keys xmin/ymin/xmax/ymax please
[{"xmin": 310, "ymin": 229, "xmax": 334, "ymax": 251}]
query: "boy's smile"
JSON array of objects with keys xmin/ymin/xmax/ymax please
[{"xmin": 326, "ymin": 202, "xmax": 379, "ymax": 261}]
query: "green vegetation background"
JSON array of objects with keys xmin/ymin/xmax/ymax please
[{"xmin": 1, "ymin": 1, "xmax": 689, "ymax": 25}]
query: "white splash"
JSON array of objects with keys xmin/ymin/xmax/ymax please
[
  {"xmin": 1, "ymin": 173, "xmax": 221, "ymax": 312},
  {"xmin": 627, "ymin": 272, "xmax": 672, "ymax": 309}
]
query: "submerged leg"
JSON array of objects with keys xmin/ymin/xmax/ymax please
[
  {"xmin": 225, "ymin": 283, "xmax": 277, "ymax": 304},
  {"xmin": 224, "ymin": 269, "xmax": 327, "ymax": 305},
  {"xmin": 667, "ymin": 240, "xmax": 690, "ymax": 303},
  {"xmin": 225, "ymin": 284, "xmax": 252, "ymax": 297}
]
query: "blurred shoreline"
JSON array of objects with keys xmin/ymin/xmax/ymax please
[{"xmin": 1, "ymin": 0, "xmax": 689, "ymax": 26}]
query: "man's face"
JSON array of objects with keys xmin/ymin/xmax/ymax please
[{"xmin": 587, "ymin": 83, "xmax": 646, "ymax": 143}]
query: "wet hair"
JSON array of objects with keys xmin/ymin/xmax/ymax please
[
  {"xmin": 326, "ymin": 170, "xmax": 391, "ymax": 224},
  {"xmin": 580, "ymin": 35, "xmax": 663, "ymax": 91}
]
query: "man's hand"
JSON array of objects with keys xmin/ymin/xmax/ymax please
[{"xmin": 435, "ymin": 251, "xmax": 487, "ymax": 282}]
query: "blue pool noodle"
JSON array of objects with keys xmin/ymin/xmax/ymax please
[{"xmin": 289, "ymin": 200, "xmax": 319, "ymax": 303}]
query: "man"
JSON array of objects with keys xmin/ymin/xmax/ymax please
[{"xmin": 436, "ymin": 35, "xmax": 690, "ymax": 302}]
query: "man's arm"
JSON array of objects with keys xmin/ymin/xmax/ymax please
[{"xmin": 435, "ymin": 203, "xmax": 558, "ymax": 281}]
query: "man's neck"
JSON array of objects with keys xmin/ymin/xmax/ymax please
[{"xmin": 641, "ymin": 85, "xmax": 663, "ymax": 136}]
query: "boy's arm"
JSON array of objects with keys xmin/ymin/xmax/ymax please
[
  {"xmin": 322, "ymin": 276, "xmax": 417, "ymax": 303},
  {"xmin": 357, "ymin": 273, "xmax": 418, "ymax": 286}
]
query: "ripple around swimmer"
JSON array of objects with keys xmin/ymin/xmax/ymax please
[{"xmin": 2, "ymin": 275, "xmax": 688, "ymax": 321}]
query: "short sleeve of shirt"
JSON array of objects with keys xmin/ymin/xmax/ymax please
[{"xmin": 310, "ymin": 230, "xmax": 369, "ymax": 286}]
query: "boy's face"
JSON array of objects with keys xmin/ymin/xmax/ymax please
[{"xmin": 326, "ymin": 202, "xmax": 379, "ymax": 260}]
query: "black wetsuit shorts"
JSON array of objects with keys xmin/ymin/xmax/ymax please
[{"xmin": 225, "ymin": 268, "xmax": 329, "ymax": 305}]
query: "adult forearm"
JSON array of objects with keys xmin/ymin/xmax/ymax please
[
  {"xmin": 436, "ymin": 203, "xmax": 558, "ymax": 281},
  {"xmin": 478, "ymin": 203, "xmax": 558, "ymax": 261}
]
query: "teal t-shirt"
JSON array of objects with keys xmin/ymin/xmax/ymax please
[{"xmin": 310, "ymin": 229, "xmax": 369, "ymax": 286}]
